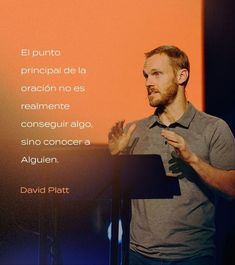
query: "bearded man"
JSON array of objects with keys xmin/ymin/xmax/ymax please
[{"xmin": 108, "ymin": 46, "xmax": 235, "ymax": 265}]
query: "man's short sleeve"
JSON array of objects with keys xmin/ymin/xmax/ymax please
[{"xmin": 208, "ymin": 119, "xmax": 235, "ymax": 170}]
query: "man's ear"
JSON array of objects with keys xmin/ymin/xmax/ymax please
[{"xmin": 176, "ymin": 69, "xmax": 189, "ymax": 85}]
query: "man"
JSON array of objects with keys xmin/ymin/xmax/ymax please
[{"xmin": 108, "ymin": 45, "xmax": 235, "ymax": 265}]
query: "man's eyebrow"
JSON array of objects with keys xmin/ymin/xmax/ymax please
[
  {"xmin": 150, "ymin": 69, "xmax": 162, "ymax": 74},
  {"xmin": 143, "ymin": 69, "xmax": 162, "ymax": 77}
]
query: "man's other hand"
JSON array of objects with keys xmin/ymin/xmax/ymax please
[
  {"xmin": 161, "ymin": 129, "xmax": 197, "ymax": 164},
  {"xmin": 108, "ymin": 120, "xmax": 136, "ymax": 155}
]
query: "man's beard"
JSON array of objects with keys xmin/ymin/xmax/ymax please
[{"xmin": 148, "ymin": 82, "xmax": 178, "ymax": 109}]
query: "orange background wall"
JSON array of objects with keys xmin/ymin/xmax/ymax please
[{"xmin": 0, "ymin": 0, "xmax": 203, "ymax": 145}]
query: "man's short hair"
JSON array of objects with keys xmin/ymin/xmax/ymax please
[{"xmin": 145, "ymin": 45, "xmax": 190, "ymax": 87}]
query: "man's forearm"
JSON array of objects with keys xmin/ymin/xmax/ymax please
[{"xmin": 189, "ymin": 154, "xmax": 235, "ymax": 198}]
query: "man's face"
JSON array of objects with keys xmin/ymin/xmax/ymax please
[{"xmin": 143, "ymin": 53, "xmax": 178, "ymax": 108}]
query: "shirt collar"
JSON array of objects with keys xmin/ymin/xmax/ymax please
[{"xmin": 147, "ymin": 102, "xmax": 197, "ymax": 129}]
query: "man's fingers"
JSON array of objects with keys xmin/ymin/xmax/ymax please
[
  {"xmin": 116, "ymin": 120, "xmax": 125, "ymax": 135},
  {"xmin": 108, "ymin": 130, "xmax": 113, "ymax": 140},
  {"xmin": 161, "ymin": 130, "xmax": 178, "ymax": 141},
  {"xmin": 108, "ymin": 121, "xmax": 136, "ymax": 144},
  {"xmin": 166, "ymin": 172, "xmax": 177, "ymax": 177},
  {"xmin": 161, "ymin": 129, "xmax": 179, "ymax": 138},
  {"xmin": 161, "ymin": 130, "xmax": 184, "ymax": 148},
  {"xmin": 109, "ymin": 121, "xmax": 124, "ymax": 139},
  {"xmin": 108, "ymin": 127, "xmax": 116, "ymax": 140},
  {"xmin": 166, "ymin": 140, "xmax": 181, "ymax": 148}
]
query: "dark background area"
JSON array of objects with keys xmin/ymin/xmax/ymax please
[
  {"xmin": 205, "ymin": 0, "xmax": 235, "ymax": 133},
  {"xmin": 205, "ymin": 0, "xmax": 235, "ymax": 264}
]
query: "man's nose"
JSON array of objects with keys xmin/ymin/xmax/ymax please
[{"xmin": 145, "ymin": 75, "xmax": 155, "ymax": 86}]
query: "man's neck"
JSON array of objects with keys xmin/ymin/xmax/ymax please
[{"xmin": 157, "ymin": 97, "xmax": 188, "ymax": 126}]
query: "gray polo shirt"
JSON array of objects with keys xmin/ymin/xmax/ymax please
[{"xmin": 128, "ymin": 102, "xmax": 235, "ymax": 260}]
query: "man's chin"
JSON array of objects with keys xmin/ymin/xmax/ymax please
[{"xmin": 148, "ymin": 99, "xmax": 161, "ymax": 108}]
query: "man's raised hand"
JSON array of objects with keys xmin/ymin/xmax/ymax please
[{"xmin": 108, "ymin": 120, "xmax": 136, "ymax": 155}]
